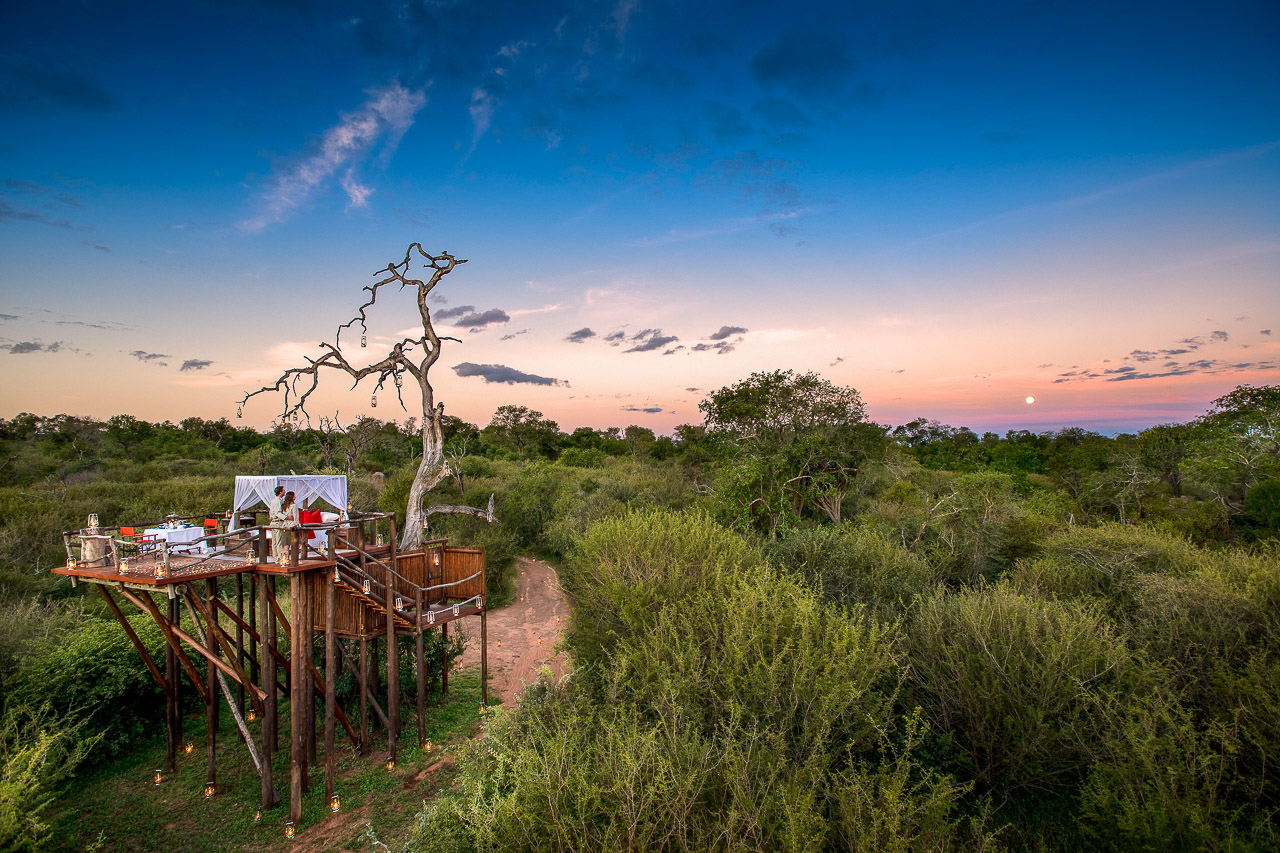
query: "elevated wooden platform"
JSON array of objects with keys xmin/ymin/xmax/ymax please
[{"xmin": 54, "ymin": 512, "xmax": 488, "ymax": 825}]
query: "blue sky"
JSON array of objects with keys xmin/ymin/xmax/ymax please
[{"xmin": 2, "ymin": 0, "xmax": 1278, "ymax": 435}]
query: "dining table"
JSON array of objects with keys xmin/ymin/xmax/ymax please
[{"xmin": 143, "ymin": 524, "xmax": 209, "ymax": 555}]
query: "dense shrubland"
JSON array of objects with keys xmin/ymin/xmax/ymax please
[{"xmin": 0, "ymin": 381, "xmax": 1277, "ymax": 849}]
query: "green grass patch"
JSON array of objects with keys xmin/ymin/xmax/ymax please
[{"xmin": 46, "ymin": 669, "xmax": 490, "ymax": 852}]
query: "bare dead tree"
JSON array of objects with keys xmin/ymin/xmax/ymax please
[{"xmin": 239, "ymin": 244, "xmax": 494, "ymax": 550}]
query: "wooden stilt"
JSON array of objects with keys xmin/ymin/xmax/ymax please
[
  {"xmin": 386, "ymin": 561, "xmax": 399, "ymax": 764},
  {"xmin": 289, "ymin": 573, "xmax": 303, "ymax": 824},
  {"xmin": 325, "ymin": 573, "xmax": 336, "ymax": 803},
  {"xmin": 266, "ymin": 577, "xmax": 280, "ymax": 753},
  {"xmin": 206, "ymin": 578, "xmax": 218, "ymax": 790},
  {"xmin": 305, "ymin": 576, "xmax": 317, "ymax": 773},
  {"xmin": 359, "ymin": 638, "xmax": 369, "ymax": 753},
  {"xmin": 258, "ymin": 573, "xmax": 277, "ymax": 809},
  {"xmin": 235, "ymin": 574, "xmax": 245, "ymax": 722},
  {"xmin": 481, "ymin": 602, "xmax": 488, "ymax": 709},
  {"xmin": 441, "ymin": 621, "xmax": 449, "ymax": 695},
  {"xmin": 415, "ymin": 588, "xmax": 425, "ymax": 747}
]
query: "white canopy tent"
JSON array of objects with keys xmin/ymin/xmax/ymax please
[{"xmin": 230, "ymin": 475, "xmax": 348, "ymax": 530}]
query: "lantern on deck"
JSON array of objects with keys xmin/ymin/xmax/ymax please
[
  {"xmin": 119, "ymin": 558, "xmax": 130, "ymax": 573},
  {"xmin": 452, "ymin": 604, "xmax": 459, "ymax": 617},
  {"xmin": 87, "ymin": 513, "xmax": 99, "ymax": 529},
  {"xmin": 362, "ymin": 578, "xmax": 372, "ymax": 595},
  {"xmin": 67, "ymin": 557, "xmax": 77, "ymax": 569},
  {"xmin": 426, "ymin": 610, "xmax": 435, "ymax": 625},
  {"xmin": 155, "ymin": 558, "xmax": 169, "ymax": 580},
  {"xmin": 333, "ymin": 566, "xmax": 340, "ymax": 583}
]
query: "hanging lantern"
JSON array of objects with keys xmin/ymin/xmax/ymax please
[
  {"xmin": 452, "ymin": 604, "xmax": 460, "ymax": 617},
  {"xmin": 430, "ymin": 552, "xmax": 440, "ymax": 568},
  {"xmin": 284, "ymin": 821, "xmax": 296, "ymax": 839},
  {"xmin": 362, "ymin": 578, "xmax": 372, "ymax": 595},
  {"xmin": 395, "ymin": 596, "xmax": 404, "ymax": 611},
  {"xmin": 236, "ymin": 406, "xmax": 243, "ymax": 419},
  {"xmin": 330, "ymin": 794, "xmax": 341, "ymax": 813},
  {"xmin": 360, "ymin": 334, "xmax": 367, "ymax": 348},
  {"xmin": 370, "ymin": 394, "xmax": 377, "ymax": 408},
  {"xmin": 427, "ymin": 610, "xmax": 435, "ymax": 625},
  {"xmin": 154, "ymin": 769, "xmax": 163, "ymax": 786},
  {"xmin": 376, "ymin": 533, "xmax": 385, "ymax": 546},
  {"xmin": 333, "ymin": 566, "xmax": 341, "ymax": 583},
  {"xmin": 204, "ymin": 783, "xmax": 215, "ymax": 798}
]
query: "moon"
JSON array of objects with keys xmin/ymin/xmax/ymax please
[{"xmin": 1025, "ymin": 396, "xmax": 1036, "ymax": 404}]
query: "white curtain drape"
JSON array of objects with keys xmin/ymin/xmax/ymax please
[{"xmin": 230, "ymin": 475, "xmax": 348, "ymax": 529}]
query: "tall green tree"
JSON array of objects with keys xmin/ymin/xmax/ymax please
[{"xmin": 700, "ymin": 370, "xmax": 882, "ymax": 534}]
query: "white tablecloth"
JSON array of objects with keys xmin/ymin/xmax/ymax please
[{"xmin": 144, "ymin": 525, "xmax": 209, "ymax": 555}]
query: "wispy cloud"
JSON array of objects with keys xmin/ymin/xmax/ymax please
[
  {"xmin": 241, "ymin": 81, "xmax": 426, "ymax": 231},
  {"xmin": 180, "ymin": 359, "xmax": 213, "ymax": 372},
  {"xmin": 8, "ymin": 340, "xmax": 61, "ymax": 354}
]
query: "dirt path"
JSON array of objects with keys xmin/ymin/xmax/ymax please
[{"xmin": 455, "ymin": 557, "xmax": 571, "ymax": 706}]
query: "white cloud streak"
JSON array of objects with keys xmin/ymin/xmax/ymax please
[{"xmin": 241, "ymin": 81, "xmax": 426, "ymax": 231}]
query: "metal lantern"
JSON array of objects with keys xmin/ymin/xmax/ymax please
[
  {"xmin": 395, "ymin": 596, "xmax": 404, "ymax": 611},
  {"xmin": 423, "ymin": 739, "xmax": 432, "ymax": 752},
  {"xmin": 253, "ymin": 809, "xmax": 261, "ymax": 824},
  {"xmin": 184, "ymin": 741, "xmax": 193, "ymax": 754},
  {"xmin": 333, "ymin": 566, "xmax": 340, "ymax": 583},
  {"xmin": 370, "ymin": 394, "xmax": 377, "ymax": 408},
  {"xmin": 385, "ymin": 759, "xmax": 395, "ymax": 771},
  {"xmin": 155, "ymin": 559, "xmax": 168, "ymax": 580},
  {"xmin": 360, "ymin": 334, "xmax": 367, "ymax": 348},
  {"xmin": 426, "ymin": 610, "xmax": 435, "ymax": 625},
  {"xmin": 67, "ymin": 557, "xmax": 77, "ymax": 569},
  {"xmin": 452, "ymin": 604, "xmax": 460, "ymax": 617},
  {"xmin": 247, "ymin": 708, "xmax": 257, "ymax": 723},
  {"xmin": 478, "ymin": 703, "xmax": 486, "ymax": 715},
  {"xmin": 362, "ymin": 578, "xmax": 372, "ymax": 595},
  {"xmin": 204, "ymin": 783, "xmax": 215, "ymax": 798},
  {"xmin": 236, "ymin": 406, "xmax": 243, "ymax": 419},
  {"xmin": 330, "ymin": 794, "xmax": 340, "ymax": 813},
  {"xmin": 284, "ymin": 821, "xmax": 296, "ymax": 839},
  {"xmin": 87, "ymin": 513, "xmax": 99, "ymax": 529},
  {"xmin": 154, "ymin": 769, "xmax": 163, "ymax": 786},
  {"xmin": 120, "ymin": 558, "xmax": 130, "ymax": 573}
]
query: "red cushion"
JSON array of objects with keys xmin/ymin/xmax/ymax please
[{"xmin": 299, "ymin": 510, "xmax": 322, "ymax": 525}]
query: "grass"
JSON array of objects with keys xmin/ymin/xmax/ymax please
[{"xmin": 46, "ymin": 668, "xmax": 491, "ymax": 852}]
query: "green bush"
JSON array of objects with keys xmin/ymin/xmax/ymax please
[
  {"xmin": 906, "ymin": 584, "xmax": 1137, "ymax": 793},
  {"xmin": 5, "ymin": 614, "xmax": 172, "ymax": 759},
  {"xmin": 765, "ymin": 524, "xmax": 936, "ymax": 615},
  {"xmin": 0, "ymin": 701, "xmax": 100, "ymax": 852}
]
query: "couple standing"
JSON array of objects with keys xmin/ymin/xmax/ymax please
[{"xmin": 268, "ymin": 484, "xmax": 302, "ymax": 566}]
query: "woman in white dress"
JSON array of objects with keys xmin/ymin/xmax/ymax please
[{"xmin": 273, "ymin": 491, "xmax": 301, "ymax": 565}]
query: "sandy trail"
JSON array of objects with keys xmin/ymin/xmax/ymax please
[{"xmin": 454, "ymin": 556, "xmax": 571, "ymax": 706}]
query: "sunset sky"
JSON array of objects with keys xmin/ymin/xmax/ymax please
[{"xmin": 2, "ymin": 0, "xmax": 1277, "ymax": 436}]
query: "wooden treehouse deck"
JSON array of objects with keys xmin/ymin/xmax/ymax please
[{"xmin": 52, "ymin": 512, "xmax": 488, "ymax": 825}]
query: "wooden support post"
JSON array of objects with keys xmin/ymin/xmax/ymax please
[
  {"xmin": 416, "ymin": 588, "xmax": 425, "ymax": 747},
  {"xmin": 235, "ymin": 573, "xmax": 245, "ymax": 723},
  {"xmin": 206, "ymin": 578, "xmax": 218, "ymax": 791},
  {"xmin": 359, "ymin": 638, "xmax": 369, "ymax": 753},
  {"xmin": 481, "ymin": 604, "xmax": 488, "ymax": 709},
  {"xmin": 248, "ymin": 565, "xmax": 258, "ymax": 689},
  {"xmin": 441, "ymin": 621, "xmax": 449, "ymax": 695},
  {"xmin": 325, "ymin": 572, "xmax": 336, "ymax": 803},
  {"xmin": 166, "ymin": 595, "xmax": 179, "ymax": 772},
  {"xmin": 258, "ymin": 572, "xmax": 276, "ymax": 810},
  {"xmin": 266, "ymin": 577, "xmax": 280, "ymax": 753},
  {"xmin": 386, "ymin": 566, "xmax": 399, "ymax": 764},
  {"xmin": 306, "ymin": 576, "xmax": 317, "ymax": 770},
  {"xmin": 290, "ymin": 573, "xmax": 303, "ymax": 824}
]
